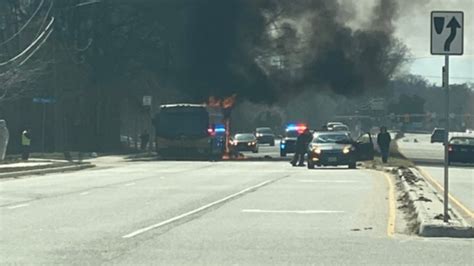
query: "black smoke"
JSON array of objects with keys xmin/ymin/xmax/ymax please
[{"xmin": 176, "ymin": 0, "xmax": 408, "ymax": 103}]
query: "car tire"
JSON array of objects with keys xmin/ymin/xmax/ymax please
[
  {"xmin": 307, "ymin": 162, "xmax": 315, "ymax": 169},
  {"xmin": 349, "ymin": 162, "xmax": 356, "ymax": 169}
]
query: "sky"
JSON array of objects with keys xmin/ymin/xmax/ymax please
[{"xmin": 393, "ymin": 0, "xmax": 473, "ymax": 85}]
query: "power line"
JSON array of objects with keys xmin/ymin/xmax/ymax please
[
  {"xmin": 0, "ymin": 0, "xmax": 45, "ymax": 47},
  {"xmin": 19, "ymin": 26, "xmax": 54, "ymax": 66},
  {"xmin": 0, "ymin": 17, "xmax": 55, "ymax": 67},
  {"xmin": 422, "ymin": 75, "xmax": 474, "ymax": 80},
  {"xmin": 33, "ymin": 0, "xmax": 54, "ymax": 39}
]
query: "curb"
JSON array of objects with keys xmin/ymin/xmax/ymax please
[
  {"xmin": 397, "ymin": 167, "xmax": 474, "ymax": 238},
  {"xmin": 0, "ymin": 163, "xmax": 95, "ymax": 179}
]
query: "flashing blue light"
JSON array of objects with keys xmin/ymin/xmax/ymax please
[
  {"xmin": 280, "ymin": 144, "xmax": 286, "ymax": 149},
  {"xmin": 214, "ymin": 124, "xmax": 226, "ymax": 133},
  {"xmin": 286, "ymin": 124, "xmax": 297, "ymax": 131}
]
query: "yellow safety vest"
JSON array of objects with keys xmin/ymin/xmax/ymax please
[{"xmin": 21, "ymin": 131, "xmax": 31, "ymax": 146}]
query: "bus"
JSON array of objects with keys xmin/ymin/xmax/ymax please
[{"xmin": 153, "ymin": 104, "xmax": 226, "ymax": 159}]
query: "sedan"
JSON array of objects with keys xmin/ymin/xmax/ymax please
[
  {"xmin": 255, "ymin": 127, "xmax": 275, "ymax": 146},
  {"xmin": 230, "ymin": 133, "xmax": 259, "ymax": 153},
  {"xmin": 307, "ymin": 131, "xmax": 374, "ymax": 169},
  {"xmin": 448, "ymin": 136, "xmax": 474, "ymax": 164}
]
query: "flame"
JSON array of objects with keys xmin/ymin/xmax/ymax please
[
  {"xmin": 222, "ymin": 94, "xmax": 237, "ymax": 109},
  {"xmin": 207, "ymin": 96, "xmax": 221, "ymax": 107},
  {"xmin": 207, "ymin": 94, "xmax": 237, "ymax": 109}
]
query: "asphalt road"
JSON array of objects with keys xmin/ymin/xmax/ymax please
[
  {"xmin": 1, "ymin": 159, "xmax": 473, "ymax": 265},
  {"xmin": 397, "ymin": 133, "xmax": 474, "ymax": 222}
]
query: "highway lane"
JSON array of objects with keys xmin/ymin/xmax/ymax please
[
  {"xmin": 397, "ymin": 133, "xmax": 474, "ymax": 222},
  {"xmin": 1, "ymin": 160, "xmax": 473, "ymax": 264},
  {"xmin": 418, "ymin": 166, "xmax": 474, "ymax": 220}
]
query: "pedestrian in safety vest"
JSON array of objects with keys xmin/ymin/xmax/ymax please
[{"xmin": 21, "ymin": 129, "xmax": 31, "ymax": 160}]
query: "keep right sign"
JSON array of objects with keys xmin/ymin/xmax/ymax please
[{"xmin": 431, "ymin": 11, "xmax": 464, "ymax": 55}]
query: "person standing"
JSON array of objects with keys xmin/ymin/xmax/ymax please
[
  {"xmin": 21, "ymin": 128, "xmax": 32, "ymax": 161},
  {"xmin": 377, "ymin": 126, "xmax": 391, "ymax": 163},
  {"xmin": 291, "ymin": 128, "xmax": 312, "ymax": 166}
]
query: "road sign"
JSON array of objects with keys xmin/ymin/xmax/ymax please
[
  {"xmin": 431, "ymin": 11, "xmax": 463, "ymax": 55},
  {"xmin": 33, "ymin": 97, "xmax": 56, "ymax": 104},
  {"xmin": 143, "ymin": 96, "xmax": 152, "ymax": 106}
]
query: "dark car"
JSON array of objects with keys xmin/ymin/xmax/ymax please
[
  {"xmin": 431, "ymin": 128, "xmax": 445, "ymax": 143},
  {"xmin": 255, "ymin": 127, "xmax": 275, "ymax": 146},
  {"xmin": 448, "ymin": 136, "xmax": 474, "ymax": 164},
  {"xmin": 307, "ymin": 131, "xmax": 374, "ymax": 169},
  {"xmin": 280, "ymin": 124, "xmax": 307, "ymax": 157},
  {"xmin": 230, "ymin": 133, "xmax": 258, "ymax": 153}
]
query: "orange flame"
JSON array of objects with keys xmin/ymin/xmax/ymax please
[
  {"xmin": 207, "ymin": 94, "xmax": 237, "ymax": 109},
  {"xmin": 222, "ymin": 94, "xmax": 237, "ymax": 109},
  {"xmin": 207, "ymin": 96, "xmax": 221, "ymax": 107}
]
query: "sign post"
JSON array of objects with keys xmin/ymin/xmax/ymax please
[
  {"xmin": 431, "ymin": 11, "xmax": 463, "ymax": 222},
  {"xmin": 33, "ymin": 97, "xmax": 56, "ymax": 153}
]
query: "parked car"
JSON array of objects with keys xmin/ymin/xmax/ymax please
[
  {"xmin": 448, "ymin": 136, "xmax": 474, "ymax": 164},
  {"xmin": 255, "ymin": 127, "xmax": 275, "ymax": 146},
  {"xmin": 331, "ymin": 124, "xmax": 349, "ymax": 132},
  {"xmin": 431, "ymin": 128, "xmax": 445, "ymax": 143},
  {"xmin": 326, "ymin": 122, "xmax": 344, "ymax": 131},
  {"xmin": 230, "ymin": 133, "xmax": 258, "ymax": 153},
  {"xmin": 307, "ymin": 131, "xmax": 374, "ymax": 169}
]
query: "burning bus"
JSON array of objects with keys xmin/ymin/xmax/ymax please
[{"xmin": 153, "ymin": 103, "xmax": 227, "ymax": 160}]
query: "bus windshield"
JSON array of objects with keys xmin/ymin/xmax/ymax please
[{"xmin": 156, "ymin": 107, "xmax": 209, "ymax": 138}]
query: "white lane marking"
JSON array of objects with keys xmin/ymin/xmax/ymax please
[
  {"xmin": 124, "ymin": 182, "xmax": 136, "ymax": 186},
  {"xmin": 80, "ymin": 191, "xmax": 91, "ymax": 196},
  {"xmin": 242, "ymin": 209, "xmax": 344, "ymax": 214},
  {"xmin": 296, "ymin": 180, "xmax": 358, "ymax": 183},
  {"xmin": 122, "ymin": 179, "xmax": 274, "ymax": 239},
  {"xmin": 7, "ymin": 203, "xmax": 29, "ymax": 209}
]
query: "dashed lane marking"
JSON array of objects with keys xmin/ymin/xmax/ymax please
[
  {"xmin": 296, "ymin": 180, "xmax": 358, "ymax": 183},
  {"xmin": 7, "ymin": 203, "xmax": 29, "ymax": 209},
  {"xmin": 122, "ymin": 179, "xmax": 277, "ymax": 239},
  {"xmin": 241, "ymin": 209, "xmax": 345, "ymax": 214}
]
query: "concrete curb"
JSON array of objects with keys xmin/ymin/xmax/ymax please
[
  {"xmin": 397, "ymin": 167, "xmax": 474, "ymax": 238},
  {"xmin": 0, "ymin": 163, "xmax": 95, "ymax": 179}
]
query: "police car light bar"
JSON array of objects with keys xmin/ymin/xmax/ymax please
[{"xmin": 286, "ymin": 124, "xmax": 307, "ymax": 132}]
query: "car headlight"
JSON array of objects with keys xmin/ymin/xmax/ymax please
[
  {"xmin": 311, "ymin": 146, "xmax": 321, "ymax": 154},
  {"xmin": 343, "ymin": 145, "xmax": 355, "ymax": 154},
  {"xmin": 256, "ymin": 133, "xmax": 262, "ymax": 137}
]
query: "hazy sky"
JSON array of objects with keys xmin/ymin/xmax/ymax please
[{"xmin": 394, "ymin": 0, "xmax": 473, "ymax": 85}]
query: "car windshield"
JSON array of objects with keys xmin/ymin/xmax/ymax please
[
  {"xmin": 450, "ymin": 137, "xmax": 474, "ymax": 145},
  {"xmin": 256, "ymin": 128, "xmax": 273, "ymax": 134},
  {"xmin": 332, "ymin": 126, "xmax": 348, "ymax": 131},
  {"xmin": 312, "ymin": 133, "xmax": 351, "ymax": 143},
  {"xmin": 234, "ymin": 134, "xmax": 255, "ymax": 141}
]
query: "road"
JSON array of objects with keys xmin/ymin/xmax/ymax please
[
  {"xmin": 1, "ymin": 159, "xmax": 473, "ymax": 265},
  {"xmin": 397, "ymin": 133, "xmax": 474, "ymax": 221}
]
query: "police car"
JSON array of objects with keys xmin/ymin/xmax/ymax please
[{"xmin": 280, "ymin": 124, "xmax": 307, "ymax": 157}]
